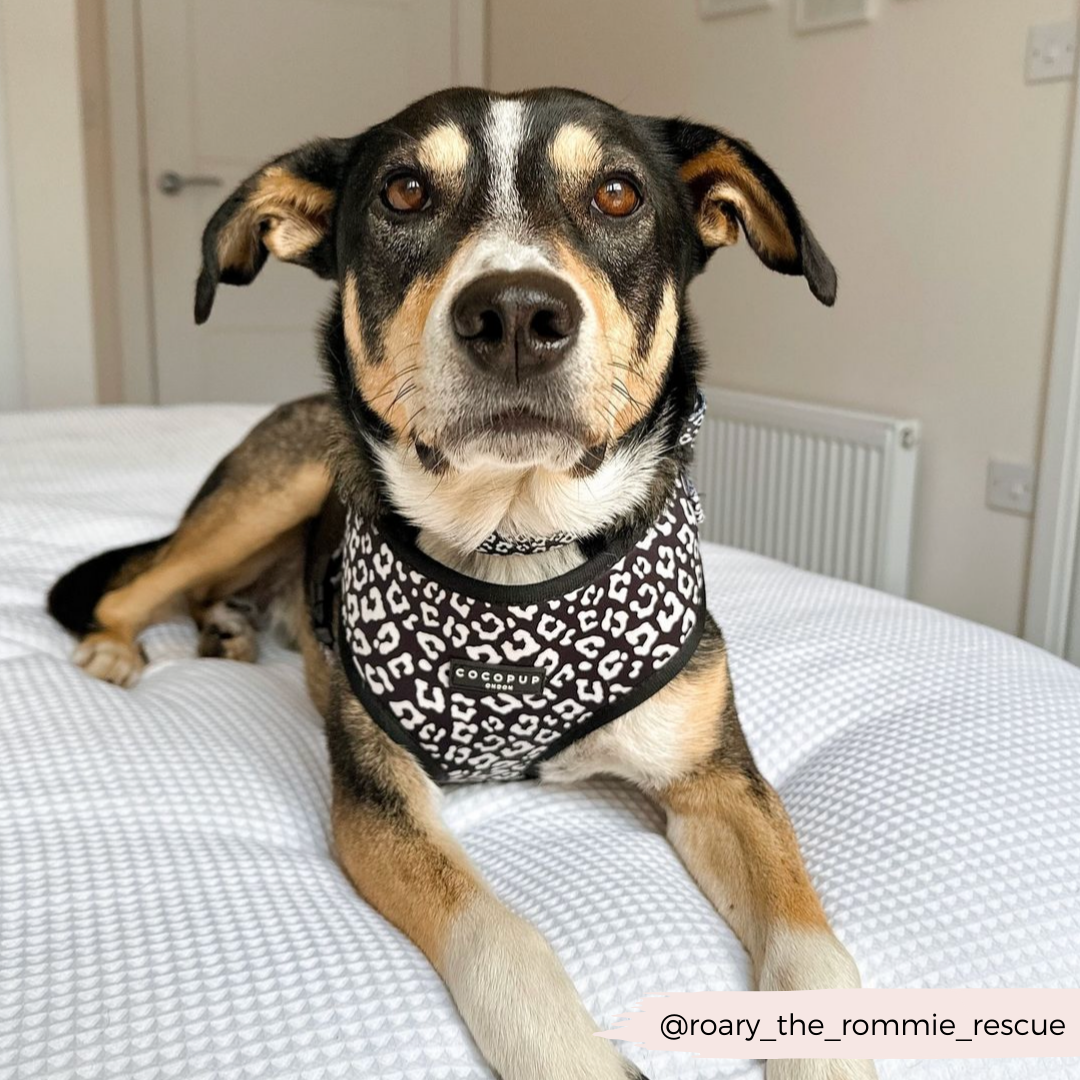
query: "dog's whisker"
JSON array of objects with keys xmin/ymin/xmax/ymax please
[
  {"xmin": 379, "ymin": 343, "xmax": 422, "ymax": 370},
  {"xmin": 613, "ymin": 379, "xmax": 646, "ymax": 412},
  {"xmin": 367, "ymin": 372, "xmax": 419, "ymax": 405},
  {"xmin": 389, "ymin": 383, "xmax": 417, "ymax": 408}
]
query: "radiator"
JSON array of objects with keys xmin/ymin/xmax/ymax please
[{"xmin": 694, "ymin": 388, "xmax": 920, "ymax": 596}]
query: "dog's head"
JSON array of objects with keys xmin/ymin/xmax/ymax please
[{"xmin": 195, "ymin": 88, "xmax": 834, "ymax": 476}]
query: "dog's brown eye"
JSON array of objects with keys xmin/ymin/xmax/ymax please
[
  {"xmin": 593, "ymin": 177, "xmax": 641, "ymax": 218},
  {"xmin": 383, "ymin": 173, "xmax": 429, "ymax": 213}
]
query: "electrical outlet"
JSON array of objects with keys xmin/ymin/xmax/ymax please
[
  {"xmin": 986, "ymin": 460, "xmax": 1036, "ymax": 516},
  {"xmin": 1026, "ymin": 22, "xmax": 1077, "ymax": 84}
]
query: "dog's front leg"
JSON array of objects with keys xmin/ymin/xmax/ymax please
[
  {"xmin": 328, "ymin": 702, "xmax": 645, "ymax": 1080},
  {"xmin": 542, "ymin": 622, "xmax": 874, "ymax": 1078},
  {"xmin": 656, "ymin": 733, "xmax": 876, "ymax": 1080}
]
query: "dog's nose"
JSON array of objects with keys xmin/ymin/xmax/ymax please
[{"xmin": 451, "ymin": 271, "xmax": 581, "ymax": 382}]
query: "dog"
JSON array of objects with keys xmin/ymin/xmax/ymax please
[{"xmin": 49, "ymin": 88, "xmax": 874, "ymax": 1080}]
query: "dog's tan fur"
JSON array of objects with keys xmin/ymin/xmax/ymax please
[
  {"xmin": 623, "ymin": 279, "xmax": 680, "ymax": 435},
  {"xmin": 344, "ymin": 253, "xmax": 474, "ymax": 441},
  {"xmin": 417, "ymin": 122, "xmax": 471, "ymax": 191},
  {"xmin": 550, "ymin": 241, "xmax": 678, "ymax": 441},
  {"xmin": 680, "ymin": 142, "xmax": 799, "ymax": 260},
  {"xmin": 549, "ymin": 123, "xmax": 604, "ymax": 186},
  {"xmin": 332, "ymin": 744, "xmax": 472, "ymax": 963},
  {"xmin": 86, "ymin": 461, "xmax": 327, "ymax": 644},
  {"xmin": 217, "ymin": 165, "xmax": 336, "ymax": 272}
]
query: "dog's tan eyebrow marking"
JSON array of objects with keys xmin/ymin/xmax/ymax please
[
  {"xmin": 549, "ymin": 123, "xmax": 603, "ymax": 183},
  {"xmin": 417, "ymin": 123, "xmax": 470, "ymax": 188}
]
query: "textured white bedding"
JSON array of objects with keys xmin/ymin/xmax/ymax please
[{"xmin": 1, "ymin": 406, "xmax": 1078, "ymax": 1080}]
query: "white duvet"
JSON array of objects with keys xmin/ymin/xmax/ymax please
[{"xmin": 1, "ymin": 406, "xmax": 1078, "ymax": 1080}]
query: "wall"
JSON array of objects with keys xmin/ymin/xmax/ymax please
[
  {"xmin": 0, "ymin": 0, "xmax": 98, "ymax": 409},
  {"xmin": 0, "ymin": 1, "xmax": 23, "ymax": 410},
  {"xmin": 490, "ymin": 0, "xmax": 1075, "ymax": 634}
]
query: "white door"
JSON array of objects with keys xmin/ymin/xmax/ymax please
[{"xmin": 140, "ymin": 0, "xmax": 482, "ymax": 405}]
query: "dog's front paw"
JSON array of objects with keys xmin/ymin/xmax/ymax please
[
  {"xmin": 73, "ymin": 632, "xmax": 145, "ymax": 688},
  {"xmin": 768, "ymin": 1058, "xmax": 877, "ymax": 1080}
]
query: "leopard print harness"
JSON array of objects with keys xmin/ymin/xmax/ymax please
[{"xmin": 312, "ymin": 403, "xmax": 708, "ymax": 784}]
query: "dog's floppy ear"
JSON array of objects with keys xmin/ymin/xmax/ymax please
[
  {"xmin": 658, "ymin": 118, "xmax": 837, "ymax": 306},
  {"xmin": 194, "ymin": 137, "xmax": 355, "ymax": 324}
]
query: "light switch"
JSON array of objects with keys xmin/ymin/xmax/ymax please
[
  {"xmin": 986, "ymin": 461, "xmax": 1036, "ymax": 516},
  {"xmin": 1026, "ymin": 22, "xmax": 1077, "ymax": 84}
]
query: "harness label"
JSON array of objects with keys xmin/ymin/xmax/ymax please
[{"xmin": 450, "ymin": 660, "xmax": 547, "ymax": 696}]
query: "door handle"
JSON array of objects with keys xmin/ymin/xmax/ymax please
[{"xmin": 157, "ymin": 170, "xmax": 224, "ymax": 196}]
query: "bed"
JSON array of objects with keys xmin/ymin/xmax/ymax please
[{"xmin": 2, "ymin": 405, "xmax": 1078, "ymax": 1080}]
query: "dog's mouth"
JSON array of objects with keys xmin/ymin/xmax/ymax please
[
  {"xmin": 459, "ymin": 407, "xmax": 584, "ymax": 449},
  {"xmin": 483, "ymin": 409, "xmax": 578, "ymax": 438},
  {"xmin": 427, "ymin": 406, "xmax": 593, "ymax": 468}
]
